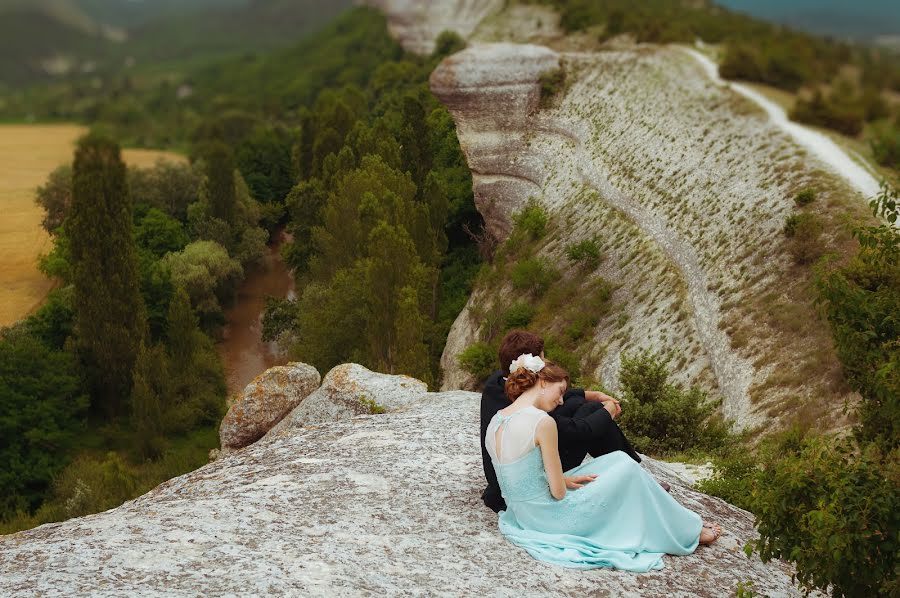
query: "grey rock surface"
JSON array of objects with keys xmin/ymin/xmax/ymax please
[
  {"xmin": 265, "ymin": 363, "xmax": 428, "ymax": 438},
  {"xmin": 219, "ymin": 362, "xmax": 320, "ymax": 450},
  {"xmin": 1, "ymin": 375, "xmax": 809, "ymax": 597}
]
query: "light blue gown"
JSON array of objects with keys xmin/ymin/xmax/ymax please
[{"xmin": 486, "ymin": 406, "xmax": 702, "ymax": 572}]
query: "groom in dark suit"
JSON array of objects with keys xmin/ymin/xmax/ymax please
[{"xmin": 480, "ymin": 329, "xmax": 649, "ymax": 513}]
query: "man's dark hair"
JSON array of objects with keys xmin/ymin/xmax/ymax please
[{"xmin": 498, "ymin": 330, "xmax": 544, "ymax": 376}]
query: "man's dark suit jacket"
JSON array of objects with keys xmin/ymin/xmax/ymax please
[{"xmin": 479, "ymin": 369, "xmax": 617, "ymax": 513}]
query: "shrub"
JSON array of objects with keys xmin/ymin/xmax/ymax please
[
  {"xmin": 503, "ymin": 302, "xmax": 536, "ymax": 330},
  {"xmin": 457, "ymin": 342, "xmax": 497, "ymax": 382},
  {"xmin": 870, "ymin": 124, "xmax": 900, "ymax": 169},
  {"xmin": 432, "ymin": 30, "xmax": 466, "ymax": 59},
  {"xmin": 793, "ymin": 188, "xmax": 816, "ymax": 206},
  {"xmin": 510, "ymin": 258, "xmax": 561, "ymax": 296},
  {"xmin": 617, "ymin": 350, "xmax": 730, "ymax": 455},
  {"xmin": 512, "ymin": 199, "xmax": 549, "ymax": 240},
  {"xmin": 695, "ymin": 449, "xmax": 756, "ymax": 512},
  {"xmin": 538, "ymin": 67, "xmax": 566, "ymax": 108},
  {"xmin": 565, "ymin": 239, "xmax": 602, "ymax": 269},
  {"xmin": 751, "ymin": 438, "xmax": 899, "ymax": 598},
  {"xmin": 543, "ymin": 337, "xmax": 581, "ymax": 382},
  {"xmin": 784, "ymin": 213, "xmax": 824, "ymax": 265}
]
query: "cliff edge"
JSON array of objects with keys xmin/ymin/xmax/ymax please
[{"xmin": 0, "ymin": 364, "xmax": 810, "ymax": 597}]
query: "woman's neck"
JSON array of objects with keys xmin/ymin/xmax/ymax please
[{"xmin": 506, "ymin": 390, "xmax": 540, "ymax": 412}]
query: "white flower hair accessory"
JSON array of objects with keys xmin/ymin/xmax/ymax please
[{"xmin": 509, "ymin": 353, "xmax": 545, "ymax": 375}]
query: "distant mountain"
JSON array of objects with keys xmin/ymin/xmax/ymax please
[
  {"xmin": 124, "ymin": 0, "xmax": 356, "ymax": 66},
  {"xmin": 0, "ymin": 0, "xmax": 354, "ymax": 86},
  {"xmin": 715, "ymin": 0, "xmax": 900, "ymax": 41},
  {"xmin": 73, "ymin": 0, "xmax": 245, "ymax": 28},
  {"xmin": 0, "ymin": 0, "xmax": 114, "ymax": 85}
]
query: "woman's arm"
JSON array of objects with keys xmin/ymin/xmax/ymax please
[
  {"xmin": 535, "ymin": 417, "xmax": 597, "ymax": 500},
  {"xmin": 535, "ymin": 417, "xmax": 567, "ymax": 499}
]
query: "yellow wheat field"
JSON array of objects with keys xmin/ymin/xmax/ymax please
[{"xmin": 0, "ymin": 124, "xmax": 185, "ymax": 327}]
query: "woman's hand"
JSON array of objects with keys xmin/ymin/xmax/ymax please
[
  {"xmin": 603, "ymin": 400, "xmax": 621, "ymax": 419},
  {"xmin": 565, "ymin": 474, "xmax": 597, "ymax": 489}
]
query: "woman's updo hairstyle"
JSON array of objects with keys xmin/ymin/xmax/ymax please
[{"xmin": 505, "ymin": 360, "xmax": 569, "ymax": 401}]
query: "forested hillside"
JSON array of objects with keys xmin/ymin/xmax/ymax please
[{"xmin": 0, "ymin": 7, "xmax": 480, "ymax": 533}]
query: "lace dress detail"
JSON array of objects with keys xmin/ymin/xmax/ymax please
[{"xmin": 485, "ymin": 406, "xmax": 703, "ymax": 571}]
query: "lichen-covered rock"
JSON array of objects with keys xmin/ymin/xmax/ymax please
[
  {"xmin": 0, "ymin": 386, "xmax": 811, "ymax": 597},
  {"xmin": 219, "ymin": 362, "xmax": 320, "ymax": 450},
  {"xmin": 360, "ymin": 0, "xmax": 504, "ymax": 55},
  {"xmin": 265, "ymin": 363, "xmax": 428, "ymax": 437}
]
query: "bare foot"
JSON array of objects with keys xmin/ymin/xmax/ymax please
[{"xmin": 699, "ymin": 522, "xmax": 721, "ymax": 546}]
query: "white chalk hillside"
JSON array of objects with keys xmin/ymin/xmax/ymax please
[{"xmin": 362, "ymin": 0, "xmax": 875, "ymax": 433}]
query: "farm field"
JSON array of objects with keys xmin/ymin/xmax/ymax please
[{"xmin": 0, "ymin": 124, "xmax": 184, "ymax": 327}]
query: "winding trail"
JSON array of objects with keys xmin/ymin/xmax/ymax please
[{"xmin": 680, "ymin": 47, "xmax": 882, "ymax": 199}]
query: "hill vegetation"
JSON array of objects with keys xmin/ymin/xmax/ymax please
[{"xmin": 0, "ymin": 7, "xmax": 480, "ymax": 533}]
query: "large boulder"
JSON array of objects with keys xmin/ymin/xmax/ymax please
[
  {"xmin": 266, "ymin": 363, "xmax": 428, "ymax": 438},
  {"xmin": 219, "ymin": 362, "xmax": 320, "ymax": 450},
  {"xmin": 0, "ymin": 379, "xmax": 811, "ymax": 597}
]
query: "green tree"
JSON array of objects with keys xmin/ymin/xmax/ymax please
[
  {"xmin": 34, "ymin": 165, "xmax": 72, "ymax": 234},
  {"xmin": 162, "ymin": 240, "xmax": 243, "ymax": 321},
  {"xmin": 203, "ymin": 141, "xmax": 237, "ymax": 226},
  {"xmin": 68, "ymin": 133, "xmax": 147, "ymax": 416},
  {"xmin": 617, "ymin": 350, "xmax": 730, "ymax": 455},
  {"xmin": 130, "ymin": 342, "xmax": 167, "ymax": 459},
  {"xmin": 365, "ymin": 222, "xmax": 429, "ymax": 374},
  {"xmin": 0, "ymin": 329, "xmax": 88, "ymax": 517},
  {"xmin": 134, "ymin": 208, "xmax": 189, "ymax": 257},
  {"xmin": 283, "ymin": 177, "xmax": 328, "ymax": 273}
]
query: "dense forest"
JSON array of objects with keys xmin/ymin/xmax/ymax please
[{"xmin": 0, "ymin": 7, "xmax": 481, "ymax": 533}]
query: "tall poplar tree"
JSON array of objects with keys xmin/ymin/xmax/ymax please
[
  {"xmin": 204, "ymin": 141, "xmax": 237, "ymax": 226},
  {"xmin": 68, "ymin": 133, "xmax": 147, "ymax": 417}
]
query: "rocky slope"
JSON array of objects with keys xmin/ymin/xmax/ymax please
[
  {"xmin": 366, "ymin": 0, "xmax": 869, "ymax": 433},
  {"xmin": 0, "ymin": 364, "xmax": 811, "ymax": 597}
]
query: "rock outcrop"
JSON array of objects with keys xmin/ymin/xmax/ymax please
[
  {"xmin": 265, "ymin": 362, "xmax": 428, "ymax": 437},
  {"xmin": 359, "ymin": 0, "xmax": 505, "ymax": 54},
  {"xmin": 0, "ymin": 365, "xmax": 809, "ymax": 597},
  {"xmin": 218, "ymin": 362, "xmax": 320, "ymax": 451}
]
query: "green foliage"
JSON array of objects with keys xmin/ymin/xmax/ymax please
[
  {"xmin": 790, "ymin": 89, "xmax": 864, "ymax": 136},
  {"xmin": 816, "ymin": 183, "xmax": 899, "ymax": 449},
  {"xmin": 202, "ymin": 141, "xmax": 237, "ymax": 226},
  {"xmin": 431, "ymin": 30, "xmax": 466, "ymax": 60},
  {"xmin": 127, "ymin": 161, "xmax": 200, "ymax": 222},
  {"xmin": 34, "ymin": 165, "xmax": 71, "ymax": 234},
  {"xmin": 0, "ymin": 329, "xmax": 88, "ymax": 518},
  {"xmin": 783, "ymin": 212, "xmax": 823, "ymax": 265},
  {"xmin": 131, "ymin": 342, "xmax": 168, "ymax": 460},
  {"xmin": 135, "ymin": 208, "xmax": 190, "ymax": 257},
  {"xmin": 751, "ymin": 438, "xmax": 899, "ymax": 598},
  {"xmin": 24, "ymin": 286, "xmax": 75, "ymax": 350},
  {"xmin": 565, "ymin": 239, "xmax": 602, "ymax": 269},
  {"xmin": 870, "ymin": 124, "xmax": 900, "ymax": 170},
  {"xmin": 793, "ymin": 188, "xmax": 816, "ymax": 206},
  {"xmin": 695, "ymin": 449, "xmax": 757, "ymax": 512},
  {"xmin": 538, "ymin": 67, "xmax": 566, "ymax": 107},
  {"xmin": 68, "ymin": 133, "xmax": 147, "ymax": 416},
  {"xmin": 234, "ymin": 125, "xmax": 297, "ymax": 205},
  {"xmin": 162, "ymin": 240, "xmax": 243, "ymax": 321},
  {"xmin": 458, "ymin": 342, "xmax": 497, "ymax": 382},
  {"xmin": 512, "ymin": 199, "xmax": 549, "ymax": 240},
  {"xmin": 510, "ymin": 258, "xmax": 560, "ymax": 296},
  {"xmin": 617, "ymin": 350, "xmax": 730, "ymax": 456},
  {"xmin": 503, "ymin": 302, "xmax": 537, "ymax": 331}
]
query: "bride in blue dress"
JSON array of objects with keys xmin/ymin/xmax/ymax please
[{"xmin": 485, "ymin": 353, "xmax": 722, "ymax": 572}]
